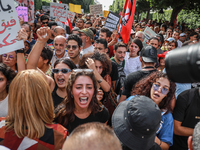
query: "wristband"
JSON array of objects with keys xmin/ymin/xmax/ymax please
[
  {"xmin": 16, "ymin": 48, "xmax": 25, "ymax": 53},
  {"xmin": 97, "ymin": 79, "xmax": 103, "ymax": 83}
]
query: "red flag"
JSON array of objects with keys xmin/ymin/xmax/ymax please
[
  {"xmin": 120, "ymin": 0, "xmax": 137, "ymax": 44},
  {"xmin": 65, "ymin": 17, "xmax": 73, "ymax": 32}
]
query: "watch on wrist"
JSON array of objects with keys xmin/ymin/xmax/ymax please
[{"xmin": 97, "ymin": 79, "xmax": 103, "ymax": 83}]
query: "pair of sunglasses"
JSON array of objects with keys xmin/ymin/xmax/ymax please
[
  {"xmin": 52, "ymin": 68, "xmax": 72, "ymax": 74},
  {"xmin": 152, "ymin": 83, "xmax": 169, "ymax": 95},
  {"xmin": 66, "ymin": 45, "xmax": 78, "ymax": 50}
]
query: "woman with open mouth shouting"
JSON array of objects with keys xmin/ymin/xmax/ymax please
[
  {"xmin": 54, "ymin": 69, "xmax": 109, "ymax": 134},
  {"xmin": 127, "ymin": 71, "xmax": 176, "ymax": 150},
  {"xmin": 27, "ymin": 27, "xmax": 77, "ymax": 108}
]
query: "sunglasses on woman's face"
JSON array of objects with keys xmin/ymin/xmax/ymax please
[
  {"xmin": 52, "ymin": 68, "xmax": 72, "ymax": 74},
  {"xmin": 66, "ymin": 45, "xmax": 78, "ymax": 50},
  {"xmin": 152, "ymin": 83, "xmax": 169, "ymax": 95}
]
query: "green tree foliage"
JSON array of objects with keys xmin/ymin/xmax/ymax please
[{"xmin": 35, "ymin": 0, "xmax": 43, "ymax": 10}]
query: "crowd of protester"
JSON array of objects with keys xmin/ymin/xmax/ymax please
[{"xmin": 1, "ymin": 7, "xmax": 200, "ymax": 150}]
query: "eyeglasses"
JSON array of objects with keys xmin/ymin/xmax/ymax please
[
  {"xmin": 67, "ymin": 45, "xmax": 78, "ymax": 50},
  {"xmin": 73, "ymin": 69, "xmax": 93, "ymax": 73},
  {"xmin": 2, "ymin": 54, "xmax": 15, "ymax": 60},
  {"xmin": 42, "ymin": 21, "xmax": 48, "ymax": 24},
  {"xmin": 152, "ymin": 83, "xmax": 169, "ymax": 95},
  {"xmin": 52, "ymin": 68, "xmax": 72, "ymax": 74}
]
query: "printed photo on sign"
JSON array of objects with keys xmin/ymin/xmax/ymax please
[
  {"xmin": 15, "ymin": 0, "xmax": 34, "ymax": 22},
  {"xmin": 50, "ymin": 2, "xmax": 68, "ymax": 22},
  {"xmin": 0, "ymin": 0, "xmax": 24, "ymax": 55}
]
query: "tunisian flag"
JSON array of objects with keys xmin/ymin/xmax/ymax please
[
  {"xmin": 120, "ymin": 0, "xmax": 137, "ymax": 44},
  {"xmin": 65, "ymin": 17, "xmax": 73, "ymax": 32}
]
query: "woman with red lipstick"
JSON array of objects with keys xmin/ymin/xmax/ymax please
[
  {"xmin": 54, "ymin": 69, "xmax": 109, "ymax": 134},
  {"xmin": 127, "ymin": 72, "xmax": 176, "ymax": 150}
]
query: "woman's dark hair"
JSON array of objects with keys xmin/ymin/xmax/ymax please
[
  {"xmin": 131, "ymin": 71, "xmax": 176, "ymax": 113},
  {"xmin": 54, "ymin": 70, "xmax": 102, "ymax": 127},
  {"xmin": 0, "ymin": 63, "xmax": 16, "ymax": 93},
  {"xmin": 79, "ymin": 52, "xmax": 112, "ymax": 77},
  {"xmin": 52, "ymin": 58, "xmax": 77, "ymax": 78}
]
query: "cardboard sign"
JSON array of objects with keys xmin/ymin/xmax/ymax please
[
  {"xmin": 143, "ymin": 26, "xmax": 157, "ymax": 39},
  {"xmin": 42, "ymin": 6, "xmax": 50, "ymax": 12},
  {"xmin": 89, "ymin": 4, "xmax": 102, "ymax": 15},
  {"xmin": 0, "ymin": 0, "xmax": 24, "ymax": 55},
  {"xmin": 104, "ymin": 10, "xmax": 109, "ymax": 17},
  {"xmin": 50, "ymin": 2, "xmax": 68, "ymax": 22},
  {"xmin": 16, "ymin": 6, "xmax": 28, "ymax": 22},
  {"xmin": 67, "ymin": 11, "xmax": 75, "ymax": 23},
  {"xmin": 15, "ymin": 0, "xmax": 34, "ymax": 23},
  {"xmin": 69, "ymin": 3, "xmax": 81, "ymax": 14},
  {"xmin": 104, "ymin": 11, "xmax": 120, "ymax": 32}
]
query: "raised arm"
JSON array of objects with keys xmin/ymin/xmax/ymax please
[
  {"xmin": 85, "ymin": 58, "xmax": 110, "ymax": 92},
  {"xmin": 27, "ymin": 27, "xmax": 55, "ymax": 91},
  {"xmin": 27, "ymin": 27, "xmax": 51, "ymax": 69},
  {"xmin": 16, "ymin": 28, "xmax": 28, "ymax": 72}
]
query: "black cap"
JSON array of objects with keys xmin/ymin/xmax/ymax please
[{"xmin": 141, "ymin": 45, "xmax": 158, "ymax": 63}]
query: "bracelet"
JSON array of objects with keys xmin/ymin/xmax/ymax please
[
  {"xmin": 97, "ymin": 79, "xmax": 102, "ymax": 83},
  {"xmin": 37, "ymin": 40, "xmax": 44, "ymax": 43},
  {"xmin": 160, "ymin": 141, "xmax": 162, "ymax": 146}
]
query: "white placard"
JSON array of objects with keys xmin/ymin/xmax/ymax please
[
  {"xmin": 89, "ymin": 4, "xmax": 102, "ymax": 15},
  {"xmin": 50, "ymin": 2, "xmax": 68, "ymax": 22},
  {"xmin": 42, "ymin": 6, "xmax": 50, "ymax": 12},
  {"xmin": 67, "ymin": 11, "xmax": 75, "ymax": 23},
  {"xmin": 0, "ymin": 0, "xmax": 24, "ymax": 55}
]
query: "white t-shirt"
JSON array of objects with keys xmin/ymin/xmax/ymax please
[
  {"xmin": 80, "ymin": 45, "xmax": 94, "ymax": 57},
  {"xmin": 0, "ymin": 95, "xmax": 8, "ymax": 117},
  {"xmin": 124, "ymin": 52, "xmax": 142, "ymax": 76}
]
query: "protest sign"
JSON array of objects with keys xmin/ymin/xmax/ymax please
[
  {"xmin": 16, "ymin": 6, "xmax": 28, "ymax": 22},
  {"xmin": 69, "ymin": 3, "xmax": 81, "ymax": 14},
  {"xmin": 104, "ymin": 10, "xmax": 109, "ymax": 17},
  {"xmin": 67, "ymin": 11, "xmax": 75, "ymax": 23},
  {"xmin": 89, "ymin": 4, "xmax": 102, "ymax": 15},
  {"xmin": 50, "ymin": 2, "xmax": 68, "ymax": 22},
  {"xmin": 42, "ymin": 6, "xmax": 50, "ymax": 12},
  {"xmin": 104, "ymin": 11, "xmax": 120, "ymax": 32},
  {"xmin": 143, "ymin": 26, "xmax": 157, "ymax": 39},
  {"xmin": 81, "ymin": 9, "xmax": 84, "ymax": 14},
  {"xmin": 0, "ymin": 0, "xmax": 24, "ymax": 55},
  {"xmin": 15, "ymin": 0, "xmax": 34, "ymax": 22}
]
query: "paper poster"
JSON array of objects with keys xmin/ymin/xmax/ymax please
[
  {"xmin": 42, "ymin": 6, "xmax": 50, "ymax": 12},
  {"xmin": 69, "ymin": 3, "xmax": 81, "ymax": 14},
  {"xmin": 15, "ymin": 0, "xmax": 34, "ymax": 23},
  {"xmin": 67, "ymin": 11, "xmax": 75, "ymax": 23},
  {"xmin": 50, "ymin": 2, "xmax": 68, "ymax": 22},
  {"xmin": 143, "ymin": 26, "xmax": 157, "ymax": 39},
  {"xmin": 104, "ymin": 11, "xmax": 120, "ymax": 32},
  {"xmin": 104, "ymin": 10, "xmax": 109, "ymax": 17},
  {"xmin": 16, "ymin": 6, "xmax": 28, "ymax": 22},
  {"xmin": 0, "ymin": 0, "xmax": 24, "ymax": 55},
  {"xmin": 89, "ymin": 4, "xmax": 102, "ymax": 15}
]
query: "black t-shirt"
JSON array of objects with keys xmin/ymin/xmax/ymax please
[
  {"xmin": 52, "ymin": 85, "xmax": 64, "ymax": 108},
  {"xmin": 170, "ymin": 88, "xmax": 200, "ymax": 150},
  {"xmin": 122, "ymin": 69, "xmax": 157, "ymax": 98},
  {"xmin": 66, "ymin": 106, "xmax": 109, "ymax": 133},
  {"xmin": 122, "ymin": 143, "xmax": 162, "ymax": 150},
  {"xmin": 110, "ymin": 61, "xmax": 118, "ymax": 81}
]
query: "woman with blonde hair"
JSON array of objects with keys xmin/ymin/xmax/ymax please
[{"xmin": 0, "ymin": 70, "xmax": 67, "ymax": 149}]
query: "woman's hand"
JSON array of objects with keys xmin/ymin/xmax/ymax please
[
  {"xmin": 36, "ymin": 27, "xmax": 51, "ymax": 43},
  {"xmin": 16, "ymin": 28, "xmax": 28, "ymax": 42},
  {"xmin": 97, "ymin": 89, "xmax": 104, "ymax": 101},
  {"xmin": 85, "ymin": 58, "xmax": 96, "ymax": 71}
]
